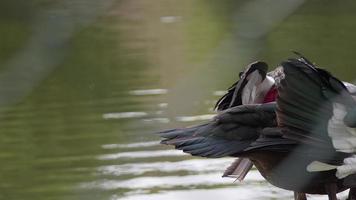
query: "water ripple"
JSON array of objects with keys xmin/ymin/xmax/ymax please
[
  {"xmin": 97, "ymin": 158, "xmax": 233, "ymax": 176},
  {"xmin": 82, "ymin": 170, "xmax": 266, "ymax": 191},
  {"xmin": 101, "ymin": 141, "xmax": 160, "ymax": 149},
  {"xmin": 97, "ymin": 150, "xmax": 187, "ymax": 160},
  {"xmin": 117, "ymin": 188, "xmax": 349, "ymax": 200},
  {"xmin": 160, "ymin": 16, "xmax": 182, "ymax": 23},
  {"xmin": 102, "ymin": 112, "xmax": 148, "ymax": 119},
  {"xmin": 116, "ymin": 186, "xmax": 292, "ymax": 200},
  {"xmin": 142, "ymin": 117, "xmax": 170, "ymax": 124},
  {"xmin": 82, "ymin": 173, "xmax": 235, "ymax": 190},
  {"xmin": 129, "ymin": 89, "xmax": 168, "ymax": 96},
  {"xmin": 176, "ymin": 114, "xmax": 215, "ymax": 122}
]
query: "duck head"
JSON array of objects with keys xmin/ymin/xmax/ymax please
[
  {"xmin": 215, "ymin": 61, "xmax": 275, "ymax": 111},
  {"xmin": 229, "ymin": 61, "xmax": 275, "ymax": 106}
]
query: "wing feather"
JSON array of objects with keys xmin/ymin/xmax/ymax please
[
  {"xmin": 159, "ymin": 104, "xmax": 276, "ymax": 158},
  {"xmin": 275, "ymin": 59, "xmax": 335, "ymax": 145}
]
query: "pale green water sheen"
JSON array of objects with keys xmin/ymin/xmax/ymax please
[{"xmin": 1, "ymin": 1, "xmax": 356, "ymax": 200}]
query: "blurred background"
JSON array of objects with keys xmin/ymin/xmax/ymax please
[{"xmin": 1, "ymin": 0, "xmax": 356, "ymax": 200}]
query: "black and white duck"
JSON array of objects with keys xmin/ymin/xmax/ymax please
[{"xmin": 159, "ymin": 55, "xmax": 356, "ymax": 200}]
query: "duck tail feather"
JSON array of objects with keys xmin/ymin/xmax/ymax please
[{"xmin": 222, "ymin": 158, "xmax": 253, "ymax": 182}]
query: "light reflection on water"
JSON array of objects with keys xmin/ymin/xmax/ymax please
[
  {"xmin": 101, "ymin": 141, "xmax": 160, "ymax": 149},
  {"xmin": 175, "ymin": 114, "xmax": 216, "ymax": 122},
  {"xmin": 116, "ymin": 186, "xmax": 293, "ymax": 200},
  {"xmin": 102, "ymin": 112, "xmax": 149, "ymax": 120},
  {"xmin": 97, "ymin": 158, "xmax": 235, "ymax": 176},
  {"xmin": 97, "ymin": 149, "xmax": 187, "ymax": 160},
  {"xmin": 84, "ymin": 173, "xmax": 239, "ymax": 190},
  {"xmin": 128, "ymin": 89, "xmax": 168, "ymax": 96},
  {"xmin": 116, "ymin": 187, "xmax": 350, "ymax": 200}
]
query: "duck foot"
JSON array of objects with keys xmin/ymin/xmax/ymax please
[
  {"xmin": 294, "ymin": 192, "xmax": 307, "ymax": 200},
  {"xmin": 325, "ymin": 183, "xmax": 338, "ymax": 200},
  {"xmin": 348, "ymin": 188, "xmax": 356, "ymax": 200}
]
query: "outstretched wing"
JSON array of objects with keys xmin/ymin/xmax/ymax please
[
  {"xmin": 274, "ymin": 58, "xmax": 356, "ymax": 149},
  {"xmin": 159, "ymin": 103, "xmax": 276, "ymax": 158},
  {"xmin": 273, "ymin": 59, "xmax": 333, "ymax": 146}
]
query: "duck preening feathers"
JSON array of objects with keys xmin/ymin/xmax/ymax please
[{"xmin": 158, "ymin": 55, "xmax": 356, "ymax": 200}]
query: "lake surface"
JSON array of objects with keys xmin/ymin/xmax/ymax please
[{"xmin": 1, "ymin": 0, "xmax": 356, "ymax": 200}]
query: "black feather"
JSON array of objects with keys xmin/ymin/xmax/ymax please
[{"xmin": 159, "ymin": 104, "xmax": 275, "ymax": 158}]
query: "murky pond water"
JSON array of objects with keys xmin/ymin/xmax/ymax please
[{"xmin": 1, "ymin": 1, "xmax": 356, "ymax": 200}]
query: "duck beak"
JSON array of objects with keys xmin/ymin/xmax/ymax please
[{"xmin": 229, "ymin": 61, "xmax": 268, "ymax": 107}]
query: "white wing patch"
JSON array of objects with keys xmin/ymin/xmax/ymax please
[
  {"xmin": 306, "ymin": 161, "xmax": 337, "ymax": 172},
  {"xmin": 327, "ymin": 103, "xmax": 356, "ymax": 178},
  {"xmin": 336, "ymin": 155, "xmax": 356, "ymax": 179},
  {"xmin": 328, "ymin": 103, "xmax": 356, "ymax": 153}
]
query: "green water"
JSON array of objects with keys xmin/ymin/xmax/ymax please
[{"xmin": 0, "ymin": 1, "xmax": 356, "ymax": 200}]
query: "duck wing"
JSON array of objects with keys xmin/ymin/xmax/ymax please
[
  {"xmin": 214, "ymin": 79, "xmax": 241, "ymax": 111},
  {"xmin": 159, "ymin": 103, "xmax": 276, "ymax": 158},
  {"xmin": 213, "ymin": 61, "xmax": 269, "ymax": 180},
  {"xmin": 272, "ymin": 58, "xmax": 339, "ymax": 147},
  {"xmin": 274, "ymin": 57, "xmax": 356, "ymax": 152}
]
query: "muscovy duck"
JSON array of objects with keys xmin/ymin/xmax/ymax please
[{"xmin": 159, "ymin": 56, "xmax": 356, "ymax": 200}]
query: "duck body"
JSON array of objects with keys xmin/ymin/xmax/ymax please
[
  {"xmin": 159, "ymin": 55, "xmax": 356, "ymax": 200},
  {"xmin": 245, "ymin": 57, "xmax": 356, "ymax": 197},
  {"xmin": 246, "ymin": 149, "xmax": 348, "ymax": 194}
]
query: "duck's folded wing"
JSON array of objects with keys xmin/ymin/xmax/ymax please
[{"xmin": 159, "ymin": 103, "xmax": 276, "ymax": 158}]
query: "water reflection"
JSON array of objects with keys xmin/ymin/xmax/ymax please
[
  {"xmin": 1, "ymin": 0, "xmax": 356, "ymax": 200},
  {"xmin": 116, "ymin": 186, "xmax": 292, "ymax": 200},
  {"xmin": 97, "ymin": 150, "xmax": 187, "ymax": 160},
  {"xmin": 128, "ymin": 89, "xmax": 168, "ymax": 96},
  {"xmin": 101, "ymin": 141, "xmax": 160, "ymax": 149},
  {"xmin": 142, "ymin": 117, "xmax": 170, "ymax": 124},
  {"xmin": 103, "ymin": 112, "xmax": 148, "ymax": 120},
  {"xmin": 97, "ymin": 158, "xmax": 234, "ymax": 176},
  {"xmin": 84, "ymin": 173, "xmax": 239, "ymax": 190},
  {"xmin": 175, "ymin": 114, "xmax": 216, "ymax": 122}
]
